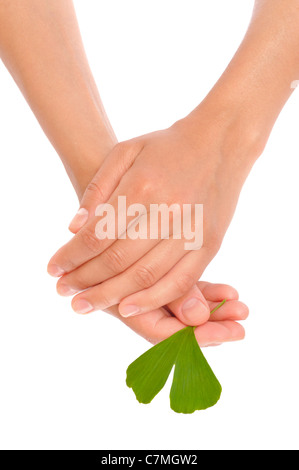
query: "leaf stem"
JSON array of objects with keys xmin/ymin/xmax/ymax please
[{"xmin": 210, "ymin": 299, "xmax": 226, "ymax": 316}]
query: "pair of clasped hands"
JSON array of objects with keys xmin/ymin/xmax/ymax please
[
  {"xmin": 47, "ymin": 117, "xmax": 249, "ymax": 347},
  {"xmin": 4, "ymin": 0, "xmax": 299, "ymax": 348}
]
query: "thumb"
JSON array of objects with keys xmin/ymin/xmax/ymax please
[
  {"xmin": 68, "ymin": 141, "xmax": 140, "ymax": 233},
  {"xmin": 166, "ymin": 284, "xmax": 210, "ymax": 327}
]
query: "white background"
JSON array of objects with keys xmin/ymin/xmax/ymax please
[{"xmin": 0, "ymin": 0, "xmax": 298, "ymax": 450}]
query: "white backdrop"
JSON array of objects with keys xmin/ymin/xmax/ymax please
[{"xmin": 0, "ymin": 0, "xmax": 298, "ymax": 450}]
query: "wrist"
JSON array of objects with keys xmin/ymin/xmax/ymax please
[
  {"xmin": 174, "ymin": 94, "xmax": 268, "ymax": 178},
  {"xmin": 65, "ymin": 129, "xmax": 117, "ymax": 200},
  {"xmin": 174, "ymin": 0, "xmax": 299, "ymax": 174}
]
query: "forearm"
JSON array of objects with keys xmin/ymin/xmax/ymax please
[
  {"xmin": 0, "ymin": 0, "xmax": 116, "ymax": 198},
  {"xmin": 184, "ymin": 0, "xmax": 299, "ymax": 171}
]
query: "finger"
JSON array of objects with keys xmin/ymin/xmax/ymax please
[
  {"xmin": 165, "ymin": 282, "xmax": 243, "ymax": 326},
  {"xmin": 102, "ymin": 304, "xmax": 245, "ymax": 347},
  {"xmin": 194, "ymin": 320, "xmax": 245, "ymax": 346},
  {"xmin": 208, "ymin": 300, "xmax": 249, "ymax": 322},
  {"xmin": 69, "ymin": 141, "xmax": 143, "ymax": 233},
  {"xmin": 165, "ymin": 284, "xmax": 210, "ymax": 326},
  {"xmin": 56, "ymin": 207, "xmax": 180, "ymax": 294},
  {"xmin": 118, "ymin": 249, "xmax": 212, "ymax": 324},
  {"xmin": 68, "ymin": 238, "xmax": 188, "ymax": 313},
  {"xmin": 48, "ymin": 179, "xmax": 146, "ymax": 277},
  {"xmin": 196, "ymin": 282, "xmax": 248, "ymax": 321},
  {"xmin": 115, "ymin": 307, "xmax": 184, "ymax": 345},
  {"xmin": 197, "ymin": 282, "xmax": 239, "ymax": 302},
  {"xmin": 56, "ymin": 236, "xmax": 159, "ymax": 296},
  {"xmin": 165, "ymin": 281, "xmax": 246, "ymax": 325},
  {"xmin": 57, "ymin": 239, "xmax": 183, "ymax": 300}
]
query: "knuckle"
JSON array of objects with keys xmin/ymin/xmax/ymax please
[
  {"xmin": 148, "ymin": 290, "xmax": 162, "ymax": 310},
  {"xmin": 85, "ymin": 180, "xmax": 105, "ymax": 202},
  {"xmin": 102, "ymin": 246, "xmax": 127, "ymax": 274},
  {"xmin": 70, "ymin": 265, "xmax": 97, "ymax": 290},
  {"xmin": 85, "ymin": 288, "xmax": 112, "ymax": 310},
  {"xmin": 131, "ymin": 172, "xmax": 155, "ymax": 199},
  {"xmin": 68, "ymin": 272, "xmax": 86, "ymax": 289},
  {"xmin": 98, "ymin": 290, "xmax": 113, "ymax": 309},
  {"xmin": 133, "ymin": 264, "xmax": 157, "ymax": 289},
  {"xmin": 80, "ymin": 228, "xmax": 102, "ymax": 254},
  {"xmin": 175, "ymin": 271, "xmax": 196, "ymax": 295},
  {"xmin": 139, "ymin": 176, "xmax": 155, "ymax": 198}
]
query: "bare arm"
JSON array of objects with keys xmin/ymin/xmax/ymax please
[
  {"xmin": 0, "ymin": 0, "xmax": 116, "ymax": 198},
  {"xmin": 191, "ymin": 0, "xmax": 299, "ymax": 158}
]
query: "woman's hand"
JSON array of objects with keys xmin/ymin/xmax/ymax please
[{"xmin": 48, "ymin": 109, "xmax": 261, "ymax": 320}]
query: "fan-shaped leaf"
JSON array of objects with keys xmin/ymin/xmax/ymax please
[
  {"xmin": 126, "ymin": 300, "xmax": 225, "ymax": 413},
  {"xmin": 170, "ymin": 327, "xmax": 222, "ymax": 413},
  {"xmin": 126, "ymin": 327, "xmax": 187, "ymax": 404}
]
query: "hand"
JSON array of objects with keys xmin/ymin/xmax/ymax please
[{"xmin": 48, "ymin": 110, "xmax": 259, "ymax": 319}]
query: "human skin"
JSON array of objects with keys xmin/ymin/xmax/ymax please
[
  {"xmin": 0, "ymin": 0, "xmax": 248, "ymax": 345},
  {"xmin": 49, "ymin": 0, "xmax": 299, "ymax": 318}
]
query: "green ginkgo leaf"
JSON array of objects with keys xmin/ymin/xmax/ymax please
[
  {"xmin": 126, "ymin": 327, "xmax": 187, "ymax": 404},
  {"xmin": 170, "ymin": 327, "xmax": 222, "ymax": 414},
  {"xmin": 126, "ymin": 300, "xmax": 225, "ymax": 413}
]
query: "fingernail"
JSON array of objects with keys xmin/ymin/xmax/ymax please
[
  {"xmin": 57, "ymin": 284, "xmax": 78, "ymax": 297},
  {"xmin": 48, "ymin": 264, "xmax": 65, "ymax": 278},
  {"xmin": 119, "ymin": 304, "xmax": 141, "ymax": 318},
  {"xmin": 69, "ymin": 208, "xmax": 89, "ymax": 232},
  {"xmin": 181, "ymin": 297, "xmax": 209, "ymax": 324},
  {"xmin": 73, "ymin": 299, "xmax": 94, "ymax": 315}
]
